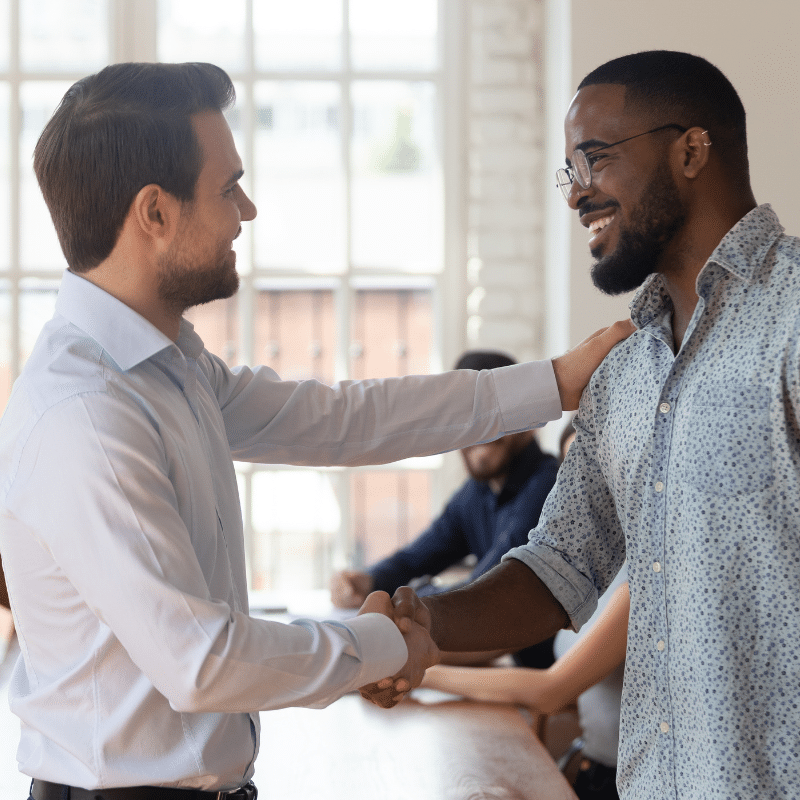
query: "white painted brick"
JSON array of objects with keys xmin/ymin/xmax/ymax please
[
  {"xmin": 476, "ymin": 231, "xmax": 521, "ymax": 260},
  {"xmin": 483, "ymin": 30, "xmax": 535, "ymax": 58},
  {"xmin": 465, "ymin": 0, "xmax": 546, "ymax": 361},
  {"xmin": 477, "ymin": 318, "xmax": 536, "ymax": 345},
  {"xmin": 471, "ymin": 88, "xmax": 537, "ymax": 116},
  {"xmin": 471, "ymin": 1, "xmax": 525, "ymax": 31},
  {"xmin": 471, "ymin": 116, "xmax": 532, "ymax": 145},
  {"xmin": 471, "ymin": 202, "xmax": 537, "ymax": 231},
  {"xmin": 474, "ymin": 143, "xmax": 541, "ymax": 173},
  {"xmin": 471, "ymin": 174, "xmax": 523, "ymax": 202},
  {"xmin": 478, "ymin": 262, "xmax": 534, "ymax": 288},
  {"xmin": 472, "ymin": 57, "xmax": 525, "ymax": 86},
  {"xmin": 475, "ymin": 289, "xmax": 516, "ymax": 316}
]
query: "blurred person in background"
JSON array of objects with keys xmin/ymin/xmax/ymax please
[{"xmin": 332, "ymin": 349, "xmax": 559, "ymax": 669}]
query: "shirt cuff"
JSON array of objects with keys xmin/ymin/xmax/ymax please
[
  {"xmin": 502, "ymin": 544, "xmax": 598, "ymax": 632},
  {"xmin": 331, "ymin": 612, "xmax": 408, "ymax": 687},
  {"xmin": 490, "ymin": 360, "xmax": 562, "ymax": 432}
]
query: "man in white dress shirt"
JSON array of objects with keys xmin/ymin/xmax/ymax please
[{"xmin": 0, "ymin": 62, "xmax": 630, "ymax": 800}]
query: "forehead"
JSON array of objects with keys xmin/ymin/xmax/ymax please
[
  {"xmin": 191, "ymin": 110, "xmax": 242, "ymax": 184},
  {"xmin": 564, "ymin": 83, "xmax": 633, "ymax": 155}
]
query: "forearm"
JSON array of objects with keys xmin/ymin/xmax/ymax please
[
  {"xmin": 423, "ymin": 560, "xmax": 569, "ymax": 653},
  {"xmin": 422, "ymin": 663, "xmax": 552, "ymax": 706},
  {"xmin": 537, "ymin": 581, "xmax": 629, "ymax": 709}
]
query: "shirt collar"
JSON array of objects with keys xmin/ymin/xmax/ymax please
[
  {"xmin": 706, "ymin": 203, "xmax": 783, "ymax": 282},
  {"xmin": 55, "ymin": 270, "xmax": 177, "ymax": 371},
  {"xmin": 629, "ymin": 204, "xmax": 784, "ymax": 329}
]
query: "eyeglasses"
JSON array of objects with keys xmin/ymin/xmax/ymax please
[{"xmin": 556, "ymin": 124, "xmax": 688, "ymax": 202}]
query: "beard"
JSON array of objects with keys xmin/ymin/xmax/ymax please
[
  {"xmin": 157, "ymin": 239, "xmax": 240, "ymax": 315},
  {"xmin": 590, "ymin": 160, "xmax": 687, "ymax": 295}
]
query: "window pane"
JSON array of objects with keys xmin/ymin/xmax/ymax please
[
  {"xmin": 183, "ymin": 296, "xmax": 240, "ymax": 366},
  {"xmin": 0, "ymin": 282, "xmax": 9, "ymax": 411},
  {"xmin": 253, "ymin": 81, "xmax": 345, "ymax": 273},
  {"xmin": 250, "ymin": 470, "xmax": 340, "ymax": 590},
  {"xmin": 350, "ymin": 288, "xmax": 432, "ymax": 379},
  {"xmin": 20, "ymin": 82, "xmax": 71, "ymax": 271},
  {"xmin": 0, "ymin": 84, "xmax": 9, "ymax": 269},
  {"xmin": 158, "ymin": 0, "xmax": 246, "ymax": 74},
  {"xmin": 350, "ymin": 471, "xmax": 431, "ymax": 567},
  {"xmin": 19, "ymin": 280, "xmax": 59, "ymax": 368},
  {"xmin": 0, "ymin": 0, "xmax": 10, "ymax": 73},
  {"xmin": 350, "ymin": 0, "xmax": 438, "ymax": 71},
  {"xmin": 253, "ymin": 287, "xmax": 336, "ymax": 383},
  {"xmin": 254, "ymin": 0, "xmax": 342, "ymax": 72},
  {"xmin": 21, "ymin": 0, "xmax": 108, "ymax": 72},
  {"xmin": 351, "ymin": 81, "xmax": 442, "ymax": 272}
]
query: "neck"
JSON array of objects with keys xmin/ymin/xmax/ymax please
[
  {"xmin": 488, "ymin": 475, "xmax": 506, "ymax": 495},
  {"xmin": 78, "ymin": 251, "xmax": 182, "ymax": 342},
  {"xmin": 660, "ymin": 192, "xmax": 757, "ymax": 351}
]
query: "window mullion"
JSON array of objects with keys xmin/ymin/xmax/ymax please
[{"xmin": 9, "ymin": 0, "xmax": 20, "ymax": 382}]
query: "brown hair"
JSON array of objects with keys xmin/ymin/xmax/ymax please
[{"xmin": 33, "ymin": 62, "xmax": 235, "ymax": 273}]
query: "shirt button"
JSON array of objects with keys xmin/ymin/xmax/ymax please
[
  {"xmin": 657, "ymin": 640, "xmax": 665, "ymax": 651},
  {"xmin": 654, "ymin": 481, "xmax": 664, "ymax": 492},
  {"xmin": 660, "ymin": 722, "xmax": 670, "ymax": 734},
  {"xmin": 659, "ymin": 402, "xmax": 671, "ymax": 413},
  {"xmin": 653, "ymin": 562, "xmax": 662, "ymax": 573}
]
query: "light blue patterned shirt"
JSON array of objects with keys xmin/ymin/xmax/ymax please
[{"xmin": 506, "ymin": 205, "xmax": 800, "ymax": 799}]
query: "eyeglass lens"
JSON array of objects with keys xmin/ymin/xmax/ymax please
[{"xmin": 556, "ymin": 149, "xmax": 592, "ymax": 202}]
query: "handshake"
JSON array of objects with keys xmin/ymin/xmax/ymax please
[{"xmin": 355, "ymin": 588, "xmax": 439, "ymax": 709}]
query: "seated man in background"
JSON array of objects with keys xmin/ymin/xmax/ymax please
[{"xmin": 331, "ymin": 350, "xmax": 559, "ymax": 668}]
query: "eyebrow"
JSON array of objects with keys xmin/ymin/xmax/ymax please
[
  {"xmin": 223, "ymin": 169, "xmax": 245, "ymax": 190},
  {"xmin": 565, "ymin": 138, "xmax": 612, "ymax": 167}
]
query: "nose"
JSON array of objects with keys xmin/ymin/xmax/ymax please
[
  {"xmin": 238, "ymin": 187, "xmax": 257, "ymax": 221},
  {"xmin": 567, "ymin": 178, "xmax": 593, "ymax": 211}
]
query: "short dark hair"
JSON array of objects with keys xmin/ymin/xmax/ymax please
[
  {"xmin": 454, "ymin": 350, "xmax": 516, "ymax": 371},
  {"xmin": 33, "ymin": 62, "xmax": 235, "ymax": 273},
  {"xmin": 578, "ymin": 51, "xmax": 748, "ymax": 182}
]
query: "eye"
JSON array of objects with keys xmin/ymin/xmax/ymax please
[
  {"xmin": 586, "ymin": 152, "xmax": 608, "ymax": 168},
  {"xmin": 222, "ymin": 184, "xmax": 238, "ymax": 198}
]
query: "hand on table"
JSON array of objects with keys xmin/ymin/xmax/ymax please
[
  {"xmin": 551, "ymin": 319, "xmax": 635, "ymax": 410},
  {"xmin": 330, "ymin": 569, "xmax": 374, "ymax": 609}
]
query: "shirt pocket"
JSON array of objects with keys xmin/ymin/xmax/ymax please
[{"xmin": 677, "ymin": 383, "xmax": 773, "ymax": 496}]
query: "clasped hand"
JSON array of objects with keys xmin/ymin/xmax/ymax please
[{"xmin": 356, "ymin": 587, "xmax": 439, "ymax": 708}]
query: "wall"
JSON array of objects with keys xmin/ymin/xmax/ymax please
[
  {"xmin": 559, "ymin": 0, "xmax": 800, "ymax": 347},
  {"xmin": 463, "ymin": 0, "xmax": 547, "ymax": 364}
]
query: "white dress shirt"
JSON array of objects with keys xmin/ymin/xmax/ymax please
[{"xmin": 0, "ymin": 270, "xmax": 561, "ymax": 792}]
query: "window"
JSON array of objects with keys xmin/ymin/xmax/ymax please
[{"xmin": 0, "ymin": 0, "xmax": 464, "ymax": 591}]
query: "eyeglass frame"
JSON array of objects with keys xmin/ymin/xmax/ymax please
[{"xmin": 556, "ymin": 123, "xmax": 689, "ymax": 202}]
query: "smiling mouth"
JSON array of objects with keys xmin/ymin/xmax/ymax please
[{"xmin": 588, "ymin": 214, "xmax": 615, "ymax": 240}]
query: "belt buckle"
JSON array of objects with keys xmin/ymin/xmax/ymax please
[{"xmin": 218, "ymin": 782, "xmax": 258, "ymax": 800}]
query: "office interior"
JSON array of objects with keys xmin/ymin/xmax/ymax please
[{"xmin": 0, "ymin": 0, "xmax": 798, "ymax": 792}]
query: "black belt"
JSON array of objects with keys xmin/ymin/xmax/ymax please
[{"xmin": 30, "ymin": 779, "xmax": 257, "ymax": 800}]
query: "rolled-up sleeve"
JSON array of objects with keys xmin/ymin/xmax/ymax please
[{"xmin": 502, "ymin": 387, "xmax": 626, "ymax": 632}]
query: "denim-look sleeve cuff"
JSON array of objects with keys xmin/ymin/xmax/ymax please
[
  {"xmin": 502, "ymin": 544, "xmax": 599, "ymax": 632},
  {"xmin": 490, "ymin": 360, "xmax": 562, "ymax": 433}
]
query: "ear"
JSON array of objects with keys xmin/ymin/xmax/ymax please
[
  {"xmin": 677, "ymin": 127, "xmax": 713, "ymax": 180},
  {"xmin": 129, "ymin": 183, "xmax": 183, "ymax": 252}
]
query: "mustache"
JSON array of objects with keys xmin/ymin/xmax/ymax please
[{"xmin": 579, "ymin": 201, "xmax": 619, "ymax": 220}]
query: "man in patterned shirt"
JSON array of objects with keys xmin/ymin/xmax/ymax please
[{"xmin": 386, "ymin": 51, "xmax": 800, "ymax": 799}]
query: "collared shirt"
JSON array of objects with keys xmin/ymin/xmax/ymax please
[
  {"xmin": 505, "ymin": 205, "xmax": 800, "ymax": 799},
  {"xmin": 369, "ymin": 439, "xmax": 558, "ymax": 595},
  {"xmin": 0, "ymin": 270, "xmax": 561, "ymax": 791}
]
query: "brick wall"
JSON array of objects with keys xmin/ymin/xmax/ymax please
[{"xmin": 465, "ymin": 0, "xmax": 545, "ymax": 364}]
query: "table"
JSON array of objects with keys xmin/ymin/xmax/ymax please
[{"xmin": 255, "ymin": 691, "xmax": 578, "ymax": 799}]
